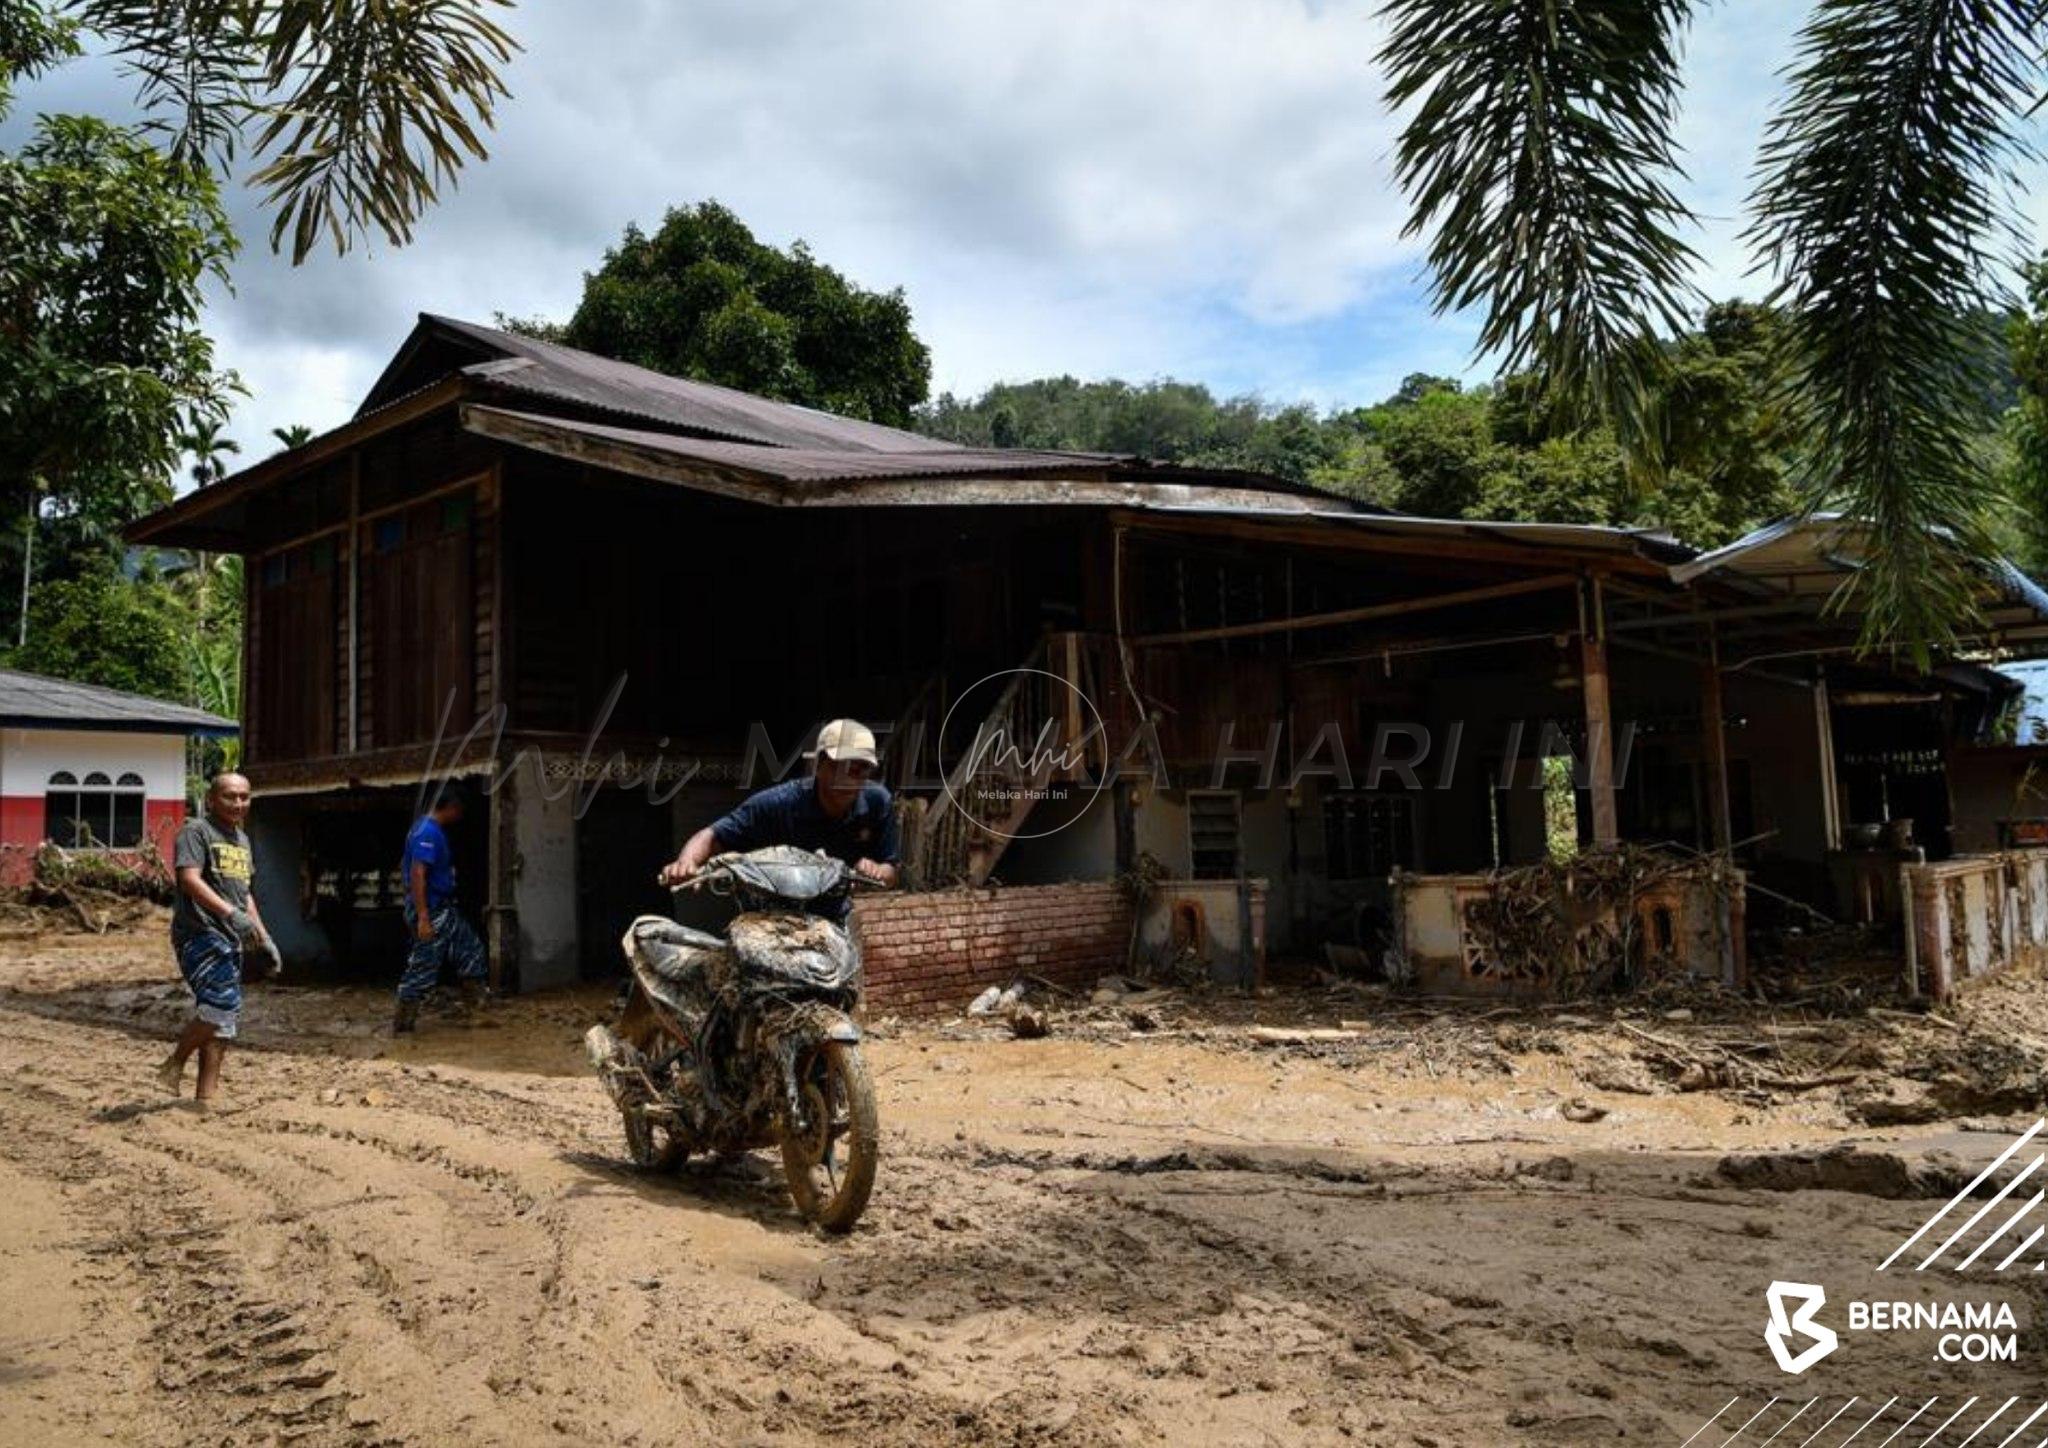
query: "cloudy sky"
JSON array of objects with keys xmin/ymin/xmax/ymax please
[{"xmin": 9, "ymin": 1, "xmax": 1843, "ymax": 458}]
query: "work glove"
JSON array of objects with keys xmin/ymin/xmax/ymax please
[
  {"xmin": 225, "ymin": 907, "xmax": 259, "ymax": 942},
  {"xmin": 248, "ymin": 938, "xmax": 284, "ymax": 982}
]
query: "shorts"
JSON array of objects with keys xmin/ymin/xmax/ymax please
[
  {"xmin": 399, "ymin": 906, "xmax": 488, "ymax": 1001},
  {"xmin": 175, "ymin": 932, "xmax": 243, "ymax": 1038}
]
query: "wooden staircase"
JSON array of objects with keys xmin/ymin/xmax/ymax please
[{"xmin": 907, "ymin": 632, "xmax": 1104, "ymax": 889}]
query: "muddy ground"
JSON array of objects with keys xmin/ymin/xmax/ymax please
[{"xmin": 3, "ymin": 912, "xmax": 2047, "ymax": 1446}]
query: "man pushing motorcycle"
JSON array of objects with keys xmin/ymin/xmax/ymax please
[{"xmin": 661, "ymin": 718, "xmax": 900, "ymax": 904}]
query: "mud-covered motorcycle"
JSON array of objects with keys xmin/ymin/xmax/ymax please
[{"xmin": 583, "ymin": 846, "xmax": 881, "ymax": 1231}]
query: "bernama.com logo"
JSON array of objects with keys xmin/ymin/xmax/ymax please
[
  {"xmin": 1765, "ymin": 1281, "xmax": 2021, "ymax": 1374},
  {"xmin": 1760, "ymin": 1119, "xmax": 2048, "ymax": 1375},
  {"xmin": 1765, "ymin": 1282, "xmax": 1839, "ymax": 1374}
]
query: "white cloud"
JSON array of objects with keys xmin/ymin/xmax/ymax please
[{"xmin": 24, "ymin": 0, "xmax": 2032, "ymax": 466}]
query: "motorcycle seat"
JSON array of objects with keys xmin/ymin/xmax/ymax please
[{"xmin": 624, "ymin": 916, "xmax": 731, "ymax": 992}]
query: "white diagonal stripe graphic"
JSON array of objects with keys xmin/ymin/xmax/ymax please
[
  {"xmin": 1917, "ymin": 1397, "xmax": 1978, "ymax": 1445},
  {"xmin": 1996, "ymin": 1224, "xmax": 2045, "ymax": 1273},
  {"xmin": 1957, "ymin": 1399, "xmax": 2019, "ymax": 1446},
  {"xmin": 1882, "ymin": 1120, "xmax": 2044, "ymax": 1270},
  {"xmin": 1994, "ymin": 1400, "xmax": 2048, "ymax": 1446},
  {"xmin": 1803, "ymin": 1399, "xmax": 1860, "ymax": 1447},
  {"xmin": 1922, "ymin": 1158, "xmax": 2045, "ymax": 1271},
  {"xmin": 1842, "ymin": 1400, "xmax": 1902, "ymax": 1447},
  {"xmin": 1875, "ymin": 1398, "xmax": 1938, "ymax": 1447},
  {"xmin": 1760, "ymin": 1400, "xmax": 1818, "ymax": 1445},
  {"xmin": 1725, "ymin": 1398, "xmax": 1782, "ymax": 1445},
  {"xmin": 1682, "ymin": 1399, "xmax": 1742, "ymax": 1448},
  {"xmin": 1960, "ymin": 1193, "xmax": 2046, "ymax": 1272}
]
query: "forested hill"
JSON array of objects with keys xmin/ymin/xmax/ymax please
[{"xmin": 917, "ymin": 301, "xmax": 2022, "ymax": 555}]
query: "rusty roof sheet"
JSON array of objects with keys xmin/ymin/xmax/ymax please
[
  {"xmin": 397, "ymin": 315, "xmax": 960, "ymax": 454},
  {"xmin": 461, "ymin": 405, "xmax": 1123, "ymax": 483}
]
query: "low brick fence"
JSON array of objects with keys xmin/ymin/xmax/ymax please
[{"xmin": 853, "ymin": 882, "xmax": 1133, "ymax": 1016}]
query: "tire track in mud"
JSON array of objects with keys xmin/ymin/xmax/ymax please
[
  {"xmin": 0, "ymin": 1004, "xmax": 1169, "ymax": 1446},
  {"xmin": 0, "ymin": 1000, "xmax": 1633, "ymax": 1445},
  {"xmin": 1, "ymin": 1087, "xmax": 377, "ymax": 1446},
  {"xmin": 16, "ymin": 986, "xmax": 2027, "ymax": 1447}
]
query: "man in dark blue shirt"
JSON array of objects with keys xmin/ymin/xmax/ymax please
[
  {"xmin": 661, "ymin": 719, "xmax": 900, "ymax": 906},
  {"xmin": 395, "ymin": 782, "xmax": 488, "ymax": 1033}
]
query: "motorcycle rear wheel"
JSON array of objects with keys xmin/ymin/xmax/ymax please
[
  {"xmin": 780, "ymin": 1041, "xmax": 878, "ymax": 1232},
  {"xmin": 622, "ymin": 1105, "xmax": 686, "ymax": 1172}
]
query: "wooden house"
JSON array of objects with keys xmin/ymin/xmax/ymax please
[{"xmin": 127, "ymin": 317, "xmax": 2048, "ymax": 999}]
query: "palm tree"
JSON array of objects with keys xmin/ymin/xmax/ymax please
[
  {"xmin": 183, "ymin": 419, "xmax": 241, "ymax": 488},
  {"xmin": 271, "ymin": 423, "xmax": 315, "ymax": 451},
  {"xmin": 1378, "ymin": 0, "xmax": 2042, "ymax": 662}
]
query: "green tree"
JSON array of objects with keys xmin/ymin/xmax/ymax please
[
  {"xmin": 552, "ymin": 201, "xmax": 932, "ymax": 426},
  {"xmin": 171, "ymin": 552, "xmax": 243, "ymax": 768},
  {"xmin": 2002, "ymin": 255, "xmax": 2048, "ymax": 576},
  {"xmin": 3, "ymin": 0, "xmax": 517, "ymax": 261},
  {"xmin": 0, "ymin": 114, "xmax": 237, "ymax": 644},
  {"xmin": 1378, "ymin": 0, "xmax": 2043, "ymax": 660},
  {"xmin": 12, "ymin": 567, "xmax": 186, "ymax": 700},
  {"xmin": 270, "ymin": 422, "xmax": 314, "ymax": 451}
]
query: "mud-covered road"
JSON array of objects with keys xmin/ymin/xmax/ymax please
[{"xmin": 3, "ymin": 915, "xmax": 2046, "ymax": 1446}]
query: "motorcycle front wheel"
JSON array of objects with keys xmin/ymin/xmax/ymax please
[
  {"xmin": 622, "ymin": 1104, "xmax": 687, "ymax": 1172},
  {"xmin": 780, "ymin": 1041, "xmax": 878, "ymax": 1232}
]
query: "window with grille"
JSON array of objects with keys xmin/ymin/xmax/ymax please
[
  {"xmin": 1188, "ymin": 791, "xmax": 1242, "ymax": 879},
  {"xmin": 44, "ymin": 770, "xmax": 147, "ymax": 848},
  {"xmin": 1323, "ymin": 793, "xmax": 1416, "ymax": 880}
]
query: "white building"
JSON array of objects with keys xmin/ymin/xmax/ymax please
[{"xmin": 0, "ymin": 668, "xmax": 236, "ymax": 884}]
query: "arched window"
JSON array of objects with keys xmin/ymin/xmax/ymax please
[{"xmin": 44, "ymin": 769, "xmax": 146, "ymax": 848}]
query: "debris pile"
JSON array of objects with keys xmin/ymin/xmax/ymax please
[
  {"xmin": 1450, "ymin": 844, "xmax": 1740, "ymax": 996},
  {"xmin": 1, "ymin": 841, "xmax": 174, "ymax": 935}
]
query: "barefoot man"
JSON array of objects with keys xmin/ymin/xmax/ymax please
[{"xmin": 159, "ymin": 772, "xmax": 274, "ymax": 1104}]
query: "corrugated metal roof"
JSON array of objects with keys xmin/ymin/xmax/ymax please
[
  {"xmin": 1668, "ymin": 513, "xmax": 2048, "ymax": 653},
  {"xmin": 462, "ymin": 406, "xmax": 1123, "ymax": 483},
  {"xmin": 0, "ymin": 668, "xmax": 237, "ymax": 734},
  {"xmin": 405, "ymin": 315, "xmax": 961, "ymax": 454},
  {"xmin": 457, "ymin": 410, "xmax": 1701, "ymax": 575},
  {"xmin": 1673, "ymin": 514, "xmax": 2048, "ymax": 610}
]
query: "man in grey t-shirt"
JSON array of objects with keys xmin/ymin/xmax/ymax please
[{"xmin": 158, "ymin": 773, "xmax": 278, "ymax": 1105}]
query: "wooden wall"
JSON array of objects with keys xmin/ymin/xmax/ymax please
[{"xmin": 243, "ymin": 414, "xmax": 501, "ymax": 769}]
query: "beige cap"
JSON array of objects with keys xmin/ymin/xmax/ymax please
[{"xmin": 813, "ymin": 718, "xmax": 879, "ymax": 765}]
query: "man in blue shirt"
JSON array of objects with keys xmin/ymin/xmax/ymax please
[
  {"xmin": 395, "ymin": 782, "xmax": 488, "ymax": 1033},
  {"xmin": 661, "ymin": 719, "xmax": 900, "ymax": 914}
]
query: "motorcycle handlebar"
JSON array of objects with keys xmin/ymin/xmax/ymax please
[{"xmin": 658, "ymin": 861, "xmax": 896, "ymax": 893}]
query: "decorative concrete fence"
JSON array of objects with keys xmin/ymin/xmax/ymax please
[
  {"xmin": 1391, "ymin": 859, "xmax": 1746, "ymax": 999},
  {"xmin": 1904, "ymin": 849, "xmax": 2048, "ymax": 1001}
]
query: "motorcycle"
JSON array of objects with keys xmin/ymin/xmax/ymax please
[{"xmin": 583, "ymin": 846, "xmax": 882, "ymax": 1231}]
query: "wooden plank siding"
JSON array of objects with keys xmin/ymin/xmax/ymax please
[
  {"xmin": 361, "ymin": 488, "xmax": 476, "ymax": 749},
  {"xmin": 250, "ymin": 535, "xmax": 340, "ymax": 762},
  {"xmin": 241, "ymin": 413, "xmax": 502, "ymax": 777}
]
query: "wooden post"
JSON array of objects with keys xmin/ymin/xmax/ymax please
[
  {"xmin": 1814, "ymin": 669, "xmax": 1842, "ymax": 851},
  {"xmin": 1062, "ymin": 630, "xmax": 1084, "ymax": 782},
  {"xmin": 346, "ymin": 453, "xmax": 361, "ymax": 755},
  {"xmin": 1580, "ymin": 577, "xmax": 1619, "ymax": 848},
  {"xmin": 1701, "ymin": 625, "xmax": 1733, "ymax": 853}
]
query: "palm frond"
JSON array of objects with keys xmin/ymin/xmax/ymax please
[
  {"xmin": 65, "ymin": 0, "xmax": 518, "ymax": 262},
  {"xmin": 248, "ymin": 0, "xmax": 518, "ymax": 260},
  {"xmin": 1379, "ymin": 0, "xmax": 1703, "ymax": 450},
  {"xmin": 1750, "ymin": 0, "xmax": 2043, "ymax": 663},
  {"xmin": 77, "ymin": 0, "xmax": 257, "ymax": 168}
]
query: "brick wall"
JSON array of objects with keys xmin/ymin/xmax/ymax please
[{"xmin": 854, "ymin": 882, "xmax": 1133, "ymax": 1016}]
